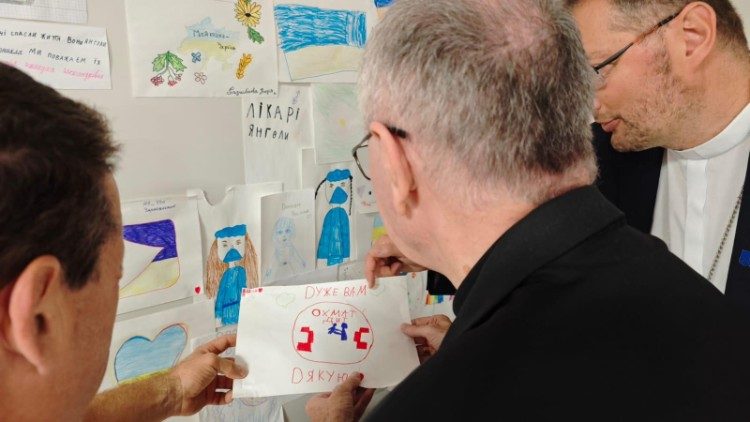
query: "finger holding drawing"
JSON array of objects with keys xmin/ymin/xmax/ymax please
[
  {"xmin": 306, "ymin": 372, "xmax": 375, "ymax": 422},
  {"xmin": 365, "ymin": 235, "xmax": 426, "ymax": 287},
  {"xmin": 168, "ymin": 334, "xmax": 249, "ymax": 416},
  {"xmin": 401, "ymin": 315, "xmax": 452, "ymax": 363}
]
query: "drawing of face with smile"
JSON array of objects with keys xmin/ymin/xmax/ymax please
[{"xmin": 273, "ymin": 217, "xmax": 296, "ymax": 248}]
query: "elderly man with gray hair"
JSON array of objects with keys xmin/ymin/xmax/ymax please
[{"xmin": 304, "ymin": 0, "xmax": 750, "ymax": 420}]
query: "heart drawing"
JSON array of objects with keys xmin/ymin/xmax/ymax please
[{"xmin": 114, "ymin": 324, "xmax": 187, "ymax": 383}]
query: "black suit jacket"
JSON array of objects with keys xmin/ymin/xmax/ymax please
[{"xmin": 368, "ymin": 186, "xmax": 750, "ymax": 421}]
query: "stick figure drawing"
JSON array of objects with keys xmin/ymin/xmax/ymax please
[
  {"xmin": 205, "ymin": 224, "xmax": 259, "ymax": 325},
  {"xmin": 315, "ymin": 169, "xmax": 353, "ymax": 266}
]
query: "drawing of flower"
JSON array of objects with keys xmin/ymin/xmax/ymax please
[
  {"xmin": 194, "ymin": 72, "xmax": 207, "ymax": 85},
  {"xmin": 235, "ymin": 0, "xmax": 261, "ymax": 27},
  {"xmin": 234, "ymin": 0, "xmax": 265, "ymax": 44},
  {"xmin": 150, "ymin": 51, "xmax": 186, "ymax": 88},
  {"xmin": 191, "ymin": 51, "xmax": 201, "ymax": 63}
]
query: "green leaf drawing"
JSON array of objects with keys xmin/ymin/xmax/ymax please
[
  {"xmin": 165, "ymin": 52, "xmax": 187, "ymax": 73},
  {"xmin": 247, "ymin": 27, "xmax": 264, "ymax": 44},
  {"xmin": 152, "ymin": 53, "xmax": 167, "ymax": 72}
]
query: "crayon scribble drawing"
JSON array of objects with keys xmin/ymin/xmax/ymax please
[
  {"xmin": 121, "ymin": 220, "xmax": 180, "ymax": 298},
  {"xmin": 206, "ymin": 224, "xmax": 260, "ymax": 326},
  {"xmin": 316, "ymin": 169, "xmax": 353, "ymax": 267},
  {"xmin": 114, "ymin": 324, "xmax": 187, "ymax": 384},
  {"xmin": 312, "ymin": 84, "xmax": 363, "ymax": 164},
  {"xmin": 178, "ymin": 18, "xmax": 240, "ymax": 74},
  {"xmin": 371, "ymin": 214, "xmax": 386, "ymax": 244},
  {"xmin": 274, "ymin": 3, "xmax": 367, "ymax": 81}
]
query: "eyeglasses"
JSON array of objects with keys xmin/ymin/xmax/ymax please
[
  {"xmin": 351, "ymin": 125, "xmax": 409, "ymax": 181},
  {"xmin": 592, "ymin": 9, "xmax": 681, "ymax": 88}
]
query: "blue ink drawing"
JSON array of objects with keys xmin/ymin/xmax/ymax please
[
  {"xmin": 205, "ymin": 224, "xmax": 259, "ymax": 326},
  {"xmin": 114, "ymin": 324, "xmax": 187, "ymax": 383},
  {"xmin": 264, "ymin": 216, "xmax": 307, "ymax": 283},
  {"xmin": 274, "ymin": 5, "xmax": 367, "ymax": 53},
  {"xmin": 316, "ymin": 169, "xmax": 353, "ymax": 266},
  {"xmin": 191, "ymin": 51, "xmax": 201, "ymax": 63},
  {"xmin": 328, "ymin": 322, "xmax": 348, "ymax": 341},
  {"xmin": 121, "ymin": 219, "xmax": 179, "ymax": 297},
  {"xmin": 739, "ymin": 249, "xmax": 750, "ymax": 267}
]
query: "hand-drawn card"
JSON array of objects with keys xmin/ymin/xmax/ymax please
[
  {"xmin": 100, "ymin": 300, "xmax": 214, "ymax": 391},
  {"xmin": 189, "ymin": 183, "xmax": 283, "ymax": 327},
  {"xmin": 274, "ymin": 0, "xmax": 378, "ymax": 83},
  {"xmin": 119, "ymin": 195, "xmax": 203, "ymax": 315},
  {"xmin": 260, "ymin": 189, "xmax": 316, "ymax": 285},
  {"xmin": 125, "ymin": 0, "xmax": 278, "ymax": 97},
  {"xmin": 312, "ymin": 84, "xmax": 362, "ymax": 165},
  {"xmin": 0, "ymin": 19, "xmax": 111, "ymax": 89},
  {"xmin": 243, "ymin": 83, "xmax": 313, "ymax": 190},
  {"xmin": 233, "ymin": 277, "xmax": 419, "ymax": 397}
]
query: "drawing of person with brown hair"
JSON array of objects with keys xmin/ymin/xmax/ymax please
[{"xmin": 205, "ymin": 224, "xmax": 259, "ymax": 325}]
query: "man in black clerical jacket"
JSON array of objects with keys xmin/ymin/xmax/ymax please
[{"xmin": 301, "ymin": 0, "xmax": 750, "ymax": 420}]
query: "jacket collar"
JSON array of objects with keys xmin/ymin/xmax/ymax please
[{"xmin": 445, "ymin": 186, "xmax": 625, "ymax": 345}]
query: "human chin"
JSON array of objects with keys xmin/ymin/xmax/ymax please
[{"xmin": 610, "ymin": 120, "xmax": 657, "ymax": 152}]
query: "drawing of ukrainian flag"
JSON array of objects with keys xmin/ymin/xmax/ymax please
[
  {"xmin": 120, "ymin": 220, "xmax": 180, "ymax": 298},
  {"xmin": 275, "ymin": 4, "xmax": 367, "ymax": 80}
]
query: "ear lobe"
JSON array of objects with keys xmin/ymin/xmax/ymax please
[
  {"xmin": 678, "ymin": 3, "xmax": 716, "ymax": 65},
  {"xmin": 369, "ymin": 122, "xmax": 416, "ymax": 216},
  {"xmin": 6, "ymin": 256, "xmax": 64, "ymax": 375}
]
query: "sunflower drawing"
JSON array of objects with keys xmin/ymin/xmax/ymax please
[
  {"xmin": 235, "ymin": 0, "xmax": 261, "ymax": 27},
  {"xmin": 234, "ymin": 0, "xmax": 265, "ymax": 44}
]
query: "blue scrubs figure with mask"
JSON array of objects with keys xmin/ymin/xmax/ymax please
[
  {"xmin": 316, "ymin": 169, "xmax": 352, "ymax": 266},
  {"xmin": 214, "ymin": 224, "xmax": 248, "ymax": 325}
]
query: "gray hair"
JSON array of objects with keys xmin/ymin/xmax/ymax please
[{"xmin": 359, "ymin": 0, "xmax": 597, "ymax": 206}]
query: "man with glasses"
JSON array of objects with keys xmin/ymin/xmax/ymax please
[
  {"xmin": 304, "ymin": 0, "xmax": 750, "ymax": 420},
  {"xmin": 570, "ymin": 0, "xmax": 750, "ymax": 311}
]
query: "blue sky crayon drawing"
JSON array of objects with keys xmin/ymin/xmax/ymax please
[
  {"xmin": 114, "ymin": 324, "xmax": 187, "ymax": 383},
  {"xmin": 274, "ymin": 3, "xmax": 369, "ymax": 80}
]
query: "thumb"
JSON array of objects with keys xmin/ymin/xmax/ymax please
[
  {"xmin": 401, "ymin": 323, "xmax": 441, "ymax": 341},
  {"xmin": 332, "ymin": 372, "xmax": 363, "ymax": 396}
]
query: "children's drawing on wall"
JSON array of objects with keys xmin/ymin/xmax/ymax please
[
  {"xmin": 261, "ymin": 189, "xmax": 315, "ymax": 285},
  {"xmin": 374, "ymin": 0, "xmax": 394, "ymax": 20},
  {"xmin": 190, "ymin": 183, "xmax": 283, "ymax": 326},
  {"xmin": 232, "ymin": 278, "xmax": 419, "ymax": 397},
  {"xmin": 243, "ymin": 83, "xmax": 313, "ymax": 190},
  {"xmin": 119, "ymin": 196, "xmax": 203, "ymax": 315},
  {"xmin": 125, "ymin": 0, "xmax": 278, "ymax": 97},
  {"xmin": 206, "ymin": 224, "xmax": 259, "ymax": 326},
  {"xmin": 316, "ymin": 169, "xmax": 353, "ymax": 267},
  {"xmin": 312, "ymin": 83, "xmax": 363, "ymax": 164},
  {"xmin": 114, "ymin": 324, "xmax": 187, "ymax": 384},
  {"xmin": 372, "ymin": 214, "xmax": 386, "ymax": 244},
  {"xmin": 100, "ymin": 301, "xmax": 214, "ymax": 391},
  {"xmin": 274, "ymin": 0, "xmax": 377, "ymax": 83}
]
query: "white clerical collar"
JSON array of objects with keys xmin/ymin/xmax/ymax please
[{"xmin": 670, "ymin": 102, "xmax": 750, "ymax": 160}]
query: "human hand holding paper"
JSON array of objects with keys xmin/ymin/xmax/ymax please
[
  {"xmin": 365, "ymin": 235, "xmax": 426, "ymax": 287},
  {"xmin": 401, "ymin": 315, "xmax": 452, "ymax": 364},
  {"xmin": 305, "ymin": 372, "xmax": 375, "ymax": 422}
]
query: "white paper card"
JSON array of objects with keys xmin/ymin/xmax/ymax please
[
  {"xmin": 0, "ymin": 19, "xmax": 111, "ymax": 89},
  {"xmin": 233, "ymin": 277, "xmax": 419, "ymax": 397},
  {"xmin": 119, "ymin": 195, "xmax": 203, "ymax": 314},
  {"xmin": 125, "ymin": 0, "xmax": 278, "ymax": 97},
  {"xmin": 312, "ymin": 83, "xmax": 362, "ymax": 165},
  {"xmin": 243, "ymin": 83, "xmax": 313, "ymax": 190},
  {"xmin": 190, "ymin": 183, "xmax": 283, "ymax": 326},
  {"xmin": 260, "ymin": 189, "xmax": 316, "ymax": 284}
]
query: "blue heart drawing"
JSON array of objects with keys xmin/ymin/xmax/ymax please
[
  {"xmin": 114, "ymin": 324, "xmax": 187, "ymax": 383},
  {"xmin": 740, "ymin": 249, "xmax": 750, "ymax": 268}
]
